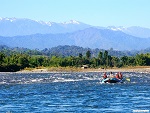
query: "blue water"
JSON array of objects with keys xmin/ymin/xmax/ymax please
[{"xmin": 0, "ymin": 72, "xmax": 150, "ymax": 113}]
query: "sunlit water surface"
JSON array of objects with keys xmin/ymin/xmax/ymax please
[{"xmin": 0, "ymin": 72, "xmax": 150, "ymax": 113}]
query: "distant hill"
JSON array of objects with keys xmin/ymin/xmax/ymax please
[
  {"xmin": 41, "ymin": 45, "xmax": 128, "ymax": 57},
  {"xmin": 1, "ymin": 45, "xmax": 150, "ymax": 58},
  {"xmin": 0, "ymin": 28, "xmax": 150, "ymax": 50},
  {"xmin": 41, "ymin": 45, "xmax": 150, "ymax": 57},
  {"xmin": 69, "ymin": 28, "xmax": 150, "ymax": 50}
]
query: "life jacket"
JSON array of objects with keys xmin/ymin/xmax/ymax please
[
  {"xmin": 119, "ymin": 73, "xmax": 123, "ymax": 79},
  {"xmin": 103, "ymin": 74, "xmax": 107, "ymax": 79},
  {"xmin": 116, "ymin": 74, "xmax": 120, "ymax": 79}
]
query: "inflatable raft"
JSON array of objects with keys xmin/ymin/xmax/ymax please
[{"xmin": 101, "ymin": 77, "xmax": 124, "ymax": 83}]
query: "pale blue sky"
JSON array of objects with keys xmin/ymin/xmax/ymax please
[{"xmin": 0, "ymin": 0, "xmax": 150, "ymax": 28}]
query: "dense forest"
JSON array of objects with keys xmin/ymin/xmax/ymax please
[
  {"xmin": 0, "ymin": 45, "xmax": 150, "ymax": 72},
  {"xmin": 1, "ymin": 45, "xmax": 150, "ymax": 57}
]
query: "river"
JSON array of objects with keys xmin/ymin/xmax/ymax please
[{"xmin": 0, "ymin": 72, "xmax": 150, "ymax": 113}]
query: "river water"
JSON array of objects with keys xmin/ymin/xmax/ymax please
[{"xmin": 0, "ymin": 72, "xmax": 150, "ymax": 113}]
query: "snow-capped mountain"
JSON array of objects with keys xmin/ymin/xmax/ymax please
[
  {"xmin": 107, "ymin": 26, "xmax": 125, "ymax": 31},
  {"xmin": 0, "ymin": 17, "xmax": 17, "ymax": 22},
  {"xmin": 107, "ymin": 26, "xmax": 150, "ymax": 38},
  {"xmin": 1, "ymin": 17, "xmax": 150, "ymax": 38},
  {"xmin": 0, "ymin": 17, "xmax": 91, "ymax": 36},
  {"xmin": 62, "ymin": 20, "xmax": 80, "ymax": 24}
]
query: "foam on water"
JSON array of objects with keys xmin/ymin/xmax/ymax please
[{"xmin": 0, "ymin": 72, "xmax": 150, "ymax": 84}]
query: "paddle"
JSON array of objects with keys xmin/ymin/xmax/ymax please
[{"xmin": 125, "ymin": 77, "xmax": 130, "ymax": 82}]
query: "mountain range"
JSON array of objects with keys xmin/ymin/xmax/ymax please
[
  {"xmin": 0, "ymin": 17, "xmax": 91, "ymax": 36},
  {"xmin": 0, "ymin": 17, "xmax": 150, "ymax": 50}
]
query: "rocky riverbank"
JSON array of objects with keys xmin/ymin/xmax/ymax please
[{"xmin": 16, "ymin": 66, "xmax": 150, "ymax": 73}]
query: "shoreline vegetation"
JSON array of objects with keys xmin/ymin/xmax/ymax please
[
  {"xmin": 16, "ymin": 66, "xmax": 150, "ymax": 73},
  {"xmin": 1, "ymin": 50, "xmax": 150, "ymax": 73}
]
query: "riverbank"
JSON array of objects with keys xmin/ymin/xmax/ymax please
[{"xmin": 16, "ymin": 66, "xmax": 150, "ymax": 73}]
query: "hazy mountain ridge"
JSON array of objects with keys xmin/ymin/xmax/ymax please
[
  {"xmin": 70, "ymin": 28, "xmax": 150, "ymax": 50},
  {"xmin": 1, "ymin": 45, "xmax": 150, "ymax": 57},
  {"xmin": 0, "ymin": 27, "xmax": 150, "ymax": 50}
]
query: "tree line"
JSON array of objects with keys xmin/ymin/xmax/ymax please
[
  {"xmin": 1, "ymin": 45, "xmax": 150, "ymax": 57},
  {"xmin": 0, "ymin": 50, "xmax": 150, "ymax": 72}
]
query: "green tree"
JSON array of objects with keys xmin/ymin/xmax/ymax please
[
  {"xmin": 128, "ymin": 56, "xmax": 136, "ymax": 66},
  {"xmin": 108, "ymin": 55, "xmax": 112, "ymax": 67},
  {"xmin": 145, "ymin": 53, "xmax": 150, "ymax": 65},
  {"xmin": 86, "ymin": 50, "xmax": 91, "ymax": 59},
  {"xmin": 121, "ymin": 56, "xmax": 128, "ymax": 66},
  {"xmin": 103, "ymin": 50, "xmax": 108, "ymax": 67},
  {"xmin": 49, "ymin": 56, "xmax": 61, "ymax": 67},
  {"xmin": 18, "ymin": 55, "xmax": 29, "ymax": 68},
  {"xmin": 111, "ymin": 56, "xmax": 120, "ymax": 67},
  {"xmin": 90, "ymin": 57, "xmax": 99, "ymax": 68},
  {"xmin": 135, "ymin": 54, "xmax": 150, "ymax": 66},
  {"xmin": 29, "ymin": 56, "xmax": 38, "ymax": 68},
  {"xmin": 98, "ymin": 51, "xmax": 103, "ymax": 66},
  {"xmin": 79, "ymin": 53, "xmax": 83, "ymax": 58},
  {"xmin": 0, "ymin": 52, "xmax": 5, "ymax": 65}
]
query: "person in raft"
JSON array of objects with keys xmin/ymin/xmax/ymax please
[
  {"xmin": 103, "ymin": 72, "xmax": 107, "ymax": 79},
  {"xmin": 118, "ymin": 72, "xmax": 123, "ymax": 79},
  {"xmin": 103, "ymin": 72, "xmax": 115, "ymax": 79},
  {"xmin": 103, "ymin": 72, "xmax": 123, "ymax": 79},
  {"xmin": 109, "ymin": 72, "xmax": 115, "ymax": 78},
  {"xmin": 115, "ymin": 72, "xmax": 123, "ymax": 79}
]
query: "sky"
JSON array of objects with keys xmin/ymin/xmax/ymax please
[{"xmin": 0, "ymin": 0, "xmax": 150, "ymax": 28}]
